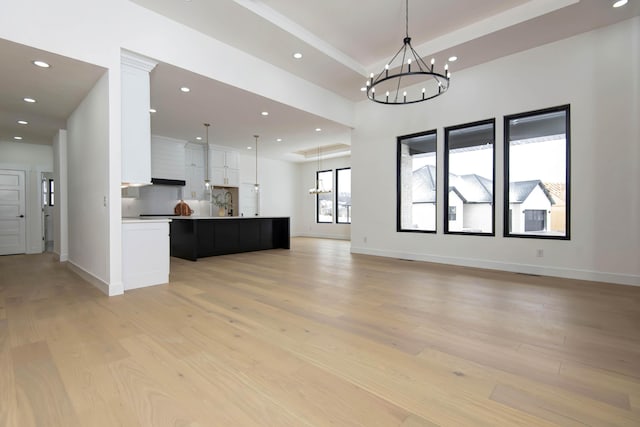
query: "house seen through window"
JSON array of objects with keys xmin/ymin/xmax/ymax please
[
  {"xmin": 504, "ymin": 105, "xmax": 570, "ymax": 239},
  {"xmin": 397, "ymin": 130, "xmax": 437, "ymax": 232},
  {"xmin": 444, "ymin": 119, "xmax": 495, "ymax": 235}
]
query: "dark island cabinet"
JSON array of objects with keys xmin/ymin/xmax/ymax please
[{"xmin": 170, "ymin": 217, "xmax": 290, "ymax": 261}]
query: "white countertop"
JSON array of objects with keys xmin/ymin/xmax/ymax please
[
  {"xmin": 170, "ymin": 216, "xmax": 289, "ymax": 220},
  {"xmin": 122, "ymin": 218, "xmax": 173, "ymax": 224},
  {"xmin": 123, "ymin": 216, "xmax": 288, "ymax": 223}
]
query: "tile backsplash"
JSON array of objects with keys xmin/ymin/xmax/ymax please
[{"xmin": 121, "ymin": 185, "xmax": 237, "ymax": 217}]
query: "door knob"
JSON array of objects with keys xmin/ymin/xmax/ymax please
[{"xmin": 17, "ymin": 215, "xmax": 24, "ymax": 218}]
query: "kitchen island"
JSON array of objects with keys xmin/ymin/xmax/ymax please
[{"xmin": 170, "ymin": 216, "xmax": 290, "ymax": 261}]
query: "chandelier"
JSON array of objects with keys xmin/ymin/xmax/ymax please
[{"xmin": 366, "ymin": 0, "xmax": 451, "ymax": 105}]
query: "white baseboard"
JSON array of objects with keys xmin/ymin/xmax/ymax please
[
  {"xmin": 350, "ymin": 246, "xmax": 640, "ymax": 287},
  {"xmin": 53, "ymin": 250, "xmax": 68, "ymax": 262},
  {"xmin": 296, "ymin": 232, "xmax": 350, "ymax": 241},
  {"xmin": 108, "ymin": 281, "xmax": 125, "ymax": 296},
  {"xmin": 67, "ymin": 262, "xmax": 124, "ymax": 296},
  {"xmin": 123, "ymin": 269, "xmax": 168, "ymax": 291}
]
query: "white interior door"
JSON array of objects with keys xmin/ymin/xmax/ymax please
[{"xmin": 0, "ymin": 169, "xmax": 26, "ymax": 255}]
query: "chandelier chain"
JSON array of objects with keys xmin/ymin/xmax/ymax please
[{"xmin": 405, "ymin": 0, "xmax": 409, "ymax": 39}]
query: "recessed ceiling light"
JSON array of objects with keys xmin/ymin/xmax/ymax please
[
  {"xmin": 149, "ymin": 108, "xmax": 157, "ymax": 113},
  {"xmin": 32, "ymin": 60, "xmax": 50, "ymax": 68},
  {"xmin": 17, "ymin": 120, "xmax": 28, "ymax": 125},
  {"xmin": 276, "ymin": 138, "xmax": 282, "ymax": 142},
  {"xmin": 293, "ymin": 52, "xmax": 303, "ymax": 59},
  {"xmin": 13, "ymin": 136, "xmax": 23, "ymax": 140},
  {"xmin": 613, "ymin": 0, "xmax": 628, "ymax": 7},
  {"xmin": 315, "ymin": 128, "xmax": 322, "ymax": 132},
  {"xmin": 360, "ymin": 87, "xmax": 367, "ymax": 92},
  {"xmin": 448, "ymin": 56, "xmax": 458, "ymax": 62},
  {"xmin": 180, "ymin": 86, "xmax": 190, "ymax": 93},
  {"xmin": 247, "ymin": 146, "xmax": 253, "ymax": 150},
  {"xmin": 261, "ymin": 111, "xmax": 269, "ymax": 116},
  {"xmin": 23, "ymin": 97, "xmax": 36, "ymax": 103}
]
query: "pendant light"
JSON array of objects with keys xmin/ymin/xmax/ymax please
[
  {"xmin": 308, "ymin": 145, "xmax": 332, "ymax": 194},
  {"xmin": 254, "ymin": 135, "xmax": 260, "ymax": 216},
  {"xmin": 203, "ymin": 123, "xmax": 211, "ymax": 190},
  {"xmin": 253, "ymin": 135, "xmax": 260, "ymax": 192}
]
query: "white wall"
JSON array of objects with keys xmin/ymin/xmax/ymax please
[
  {"xmin": 239, "ymin": 152, "xmax": 298, "ymax": 226},
  {"xmin": 0, "ymin": 141, "xmax": 53, "ymax": 166},
  {"xmin": 296, "ymin": 155, "xmax": 351, "ymax": 240},
  {"xmin": 0, "ymin": 141, "xmax": 53, "ymax": 254},
  {"xmin": 352, "ymin": 17, "xmax": 640, "ymax": 286},
  {"xmin": 53, "ymin": 130, "xmax": 68, "ymax": 260},
  {"xmin": 66, "ymin": 72, "xmax": 120, "ymax": 294}
]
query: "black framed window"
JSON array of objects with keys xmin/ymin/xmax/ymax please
[
  {"xmin": 397, "ymin": 130, "xmax": 437, "ymax": 232},
  {"xmin": 316, "ymin": 170, "xmax": 333, "ymax": 223},
  {"xmin": 49, "ymin": 179, "xmax": 55, "ymax": 206},
  {"xmin": 504, "ymin": 105, "xmax": 570, "ymax": 239},
  {"xmin": 42, "ymin": 178, "xmax": 48, "ymax": 206},
  {"xmin": 336, "ymin": 168, "xmax": 351, "ymax": 224},
  {"xmin": 444, "ymin": 119, "xmax": 495, "ymax": 235}
]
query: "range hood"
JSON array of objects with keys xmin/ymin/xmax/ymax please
[{"xmin": 151, "ymin": 178, "xmax": 186, "ymax": 186}]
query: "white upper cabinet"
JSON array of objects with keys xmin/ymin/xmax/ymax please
[
  {"xmin": 121, "ymin": 52, "xmax": 157, "ymax": 186},
  {"xmin": 210, "ymin": 147, "xmax": 226, "ymax": 169},
  {"xmin": 224, "ymin": 150, "xmax": 239, "ymax": 169},
  {"xmin": 184, "ymin": 143, "xmax": 205, "ymax": 200},
  {"xmin": 151, "ymin": 136, "xmax": 186, "ymax": 180},
  {"xmin": 209, "ymin": 145, "xmax": 240, "ymax": 187}
]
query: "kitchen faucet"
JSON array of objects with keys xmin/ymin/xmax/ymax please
[{"xmin": 225, "ymin": 191, "xmax": 233, "ymax": 216}]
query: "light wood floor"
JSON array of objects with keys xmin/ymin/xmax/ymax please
[{"xmin": 1, "ymin": 238, "xmax": 639, "ymax": 426}]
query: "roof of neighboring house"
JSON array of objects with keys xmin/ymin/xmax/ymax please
[
  {"xmin": 543, "ymin": 182, "xmax": 566, "ymax": 205},
  {"xmin": 412, "ymin": 167, "xmax": 494, "ymax": 204},
  {"xmin": 450, "ymin": 174, "xmax": 493, "ymax": 203},
  {"xmin": 412, "ymin": 165, "xmax": 437, "ymax": 203},
  {"xmin": 509, "ymin": 180, "xmax": 555, "ymax": 205},
  {"xmin": 411, "ymin": 168, "xmax": 556, "ymax": 206}
]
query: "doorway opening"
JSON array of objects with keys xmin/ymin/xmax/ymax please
[{"xmin": 41, "ymin": 172, "xmax": 54, "ymax": 252}]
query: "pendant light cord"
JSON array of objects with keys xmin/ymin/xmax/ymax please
[
  {"xmin": 204, "ymin": 123, "xmax": 210, "ymax": 184},
  {"xmin": 254, "ymin": 135, "xmax": 259, "ymax": 187},
  {"xmin": 317, "ymin": 146, "xmax": 321, "ymax": 189}
]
